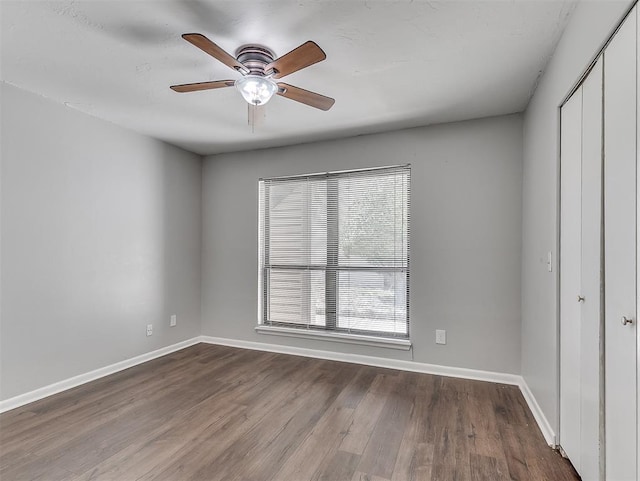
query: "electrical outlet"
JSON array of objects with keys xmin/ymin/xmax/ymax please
[
  {"xmin": 435, "ymin": 329, "xmax": 446, "ymax": 345},
  {"xmin": 170, "ymin": 315, "xmax": 177, "ymax": 327},
  {"xmin": 146, "ymin": 324, "xmax": 153, "ymax": 336}
]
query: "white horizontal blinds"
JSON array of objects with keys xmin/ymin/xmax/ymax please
[
  {"xmin": 333, "ymin": 168, "xmax": 409, "ymax": 336},
  {"xmin": 264, "ymin": 178, "xmax": 327, "ymax": 327},
  {"xmin": 259, "ymin": 165, "xmax": 410, "ymax": 338},
  {"xmin": 337, "ymin": 271, "xmax": 407, "ymax": 335},
  {"xmin": 336, "ymin": 170, "xmax": 409, "ymax": 267},
  {"xmin": 268, "ymin": 178, "xmax": 327, "ymax": 266}
]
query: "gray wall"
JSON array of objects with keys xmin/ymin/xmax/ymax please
[
  {"xmin": 0, "ymin": 83, "xmax": 202, "ymax": 400},
  {"xmin": 202, "ymin": 114, "xmax": 523, "ymax": 374},
  {"xmin": 521, "ymin": 0, "xmax": 633, "ymax": 434}
]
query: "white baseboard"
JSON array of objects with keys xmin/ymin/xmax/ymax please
[
  {"xmin": 0, "ymin": 337, "xmax": 200, "ymax": 414},
  {"xmin": 199, "ymin": 335, "xmax": 522, "ymax": 385},
  {"xmin": 519, "ymin": 377, "xmax": 557, "ymax": 447},
  {"xmin": 0, "ymin": 333, "xmax": 557, "ymax": 450}
]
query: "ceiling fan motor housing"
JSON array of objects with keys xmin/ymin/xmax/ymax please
[{"xmin": 235, "ymin": 45, "xmax": 276, "ymax": 76}]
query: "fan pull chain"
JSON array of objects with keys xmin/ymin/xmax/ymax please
[
  {"xmin": 248, "ymin": 104, "xmax": 266, "ymax": 133},
  {"xmin": 248, "ymin": 103, "xmax": 255, "ymax": 133}
]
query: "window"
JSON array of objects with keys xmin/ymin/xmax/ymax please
[{"xmin": 258, "ymin": 165, "xmax": 410, "ymax": 342}]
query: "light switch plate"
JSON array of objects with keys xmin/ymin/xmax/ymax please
[{"xmin": 436, "ymin": 329, "xmax": 446, "ymax": 345}]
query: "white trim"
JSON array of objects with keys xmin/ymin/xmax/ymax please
[
  {"xmin": 200, "ymin": 335, "xmax": 520, "ymax": 385},
  {"xmin": 519, "ymin": 377, "xmax": 557, "ymax": 447},
  {"xmin": 0, "ymin": 337, "xmax": 200, "ymax": 414},
  {"xmin": 255, "ymin": 325, "xmax": 412, "ymax": 350},
  {"xmin": 260, "ymin": 164, "xmax": 410, "ymax": 182},
  {"xmin": 0, "ymin": 333, "xmax": 557, "ymax": 450}
]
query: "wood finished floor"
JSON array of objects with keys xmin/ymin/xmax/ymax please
[{"xmin": 0, "ymin": 343, "xmax": 578, "ymax": 481}]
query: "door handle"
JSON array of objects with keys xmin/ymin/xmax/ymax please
[{"xmin": 621, "ymin": 316, "xmax": 634, "ymax": 326}]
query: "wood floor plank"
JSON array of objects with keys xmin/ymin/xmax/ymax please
[
  {"xmin": 338, "ymin": 366, "xmax": 380, "ymax": 409},
  {"xmin": 267, "ymin": 380, "xmax": 363, "ymax": 480},
  {"xmin": 351, "ymin": 471, "xmax": 391, "ymax": 481},
  {"xmin": 391, "ymin": 375, "xmax": 434, "ymax": 481},
  {"xmin": 467, "ymin": 382, "xmax": 502, "ymax": 458},
  {"xmin": 340, "ymin": 374, "xmax": 393, "ymax": 455},
  {"xmin": 357, "ymin": 371, "xmax": 415, "ymax": 479},
  {"xmin": 312, "ymin": 450, "xmax": 361, "ymax": 481},
  {"xmin": 428, "ymin": 378, "xmax": 473, "ymax": 480},
  {"xmin": 469, "ymin": 453, "xmax": 509, "ymax": 481},
  {"xmin": 0, "ymin": 344, "xmax": 580, "ymax": 481},
  {"xmin": 238, "ymin": 369, "xmax": 374, "ymax": 481}
]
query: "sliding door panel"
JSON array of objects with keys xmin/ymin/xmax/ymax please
[
  {"xmin": 580, "ymin": 56, "xmax": 603, "ymax": 481},
  {"xmin": 560, "ymin": 86, "xmax": 583, "ymax": 472},
  {"xmin": 604, "ymin": 7, "xmax": 638, "ymax": 481}
]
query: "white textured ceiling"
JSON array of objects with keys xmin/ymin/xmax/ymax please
[{"xmin": 1, "ymin": 0, "xmax": 576, "ymax": 155}]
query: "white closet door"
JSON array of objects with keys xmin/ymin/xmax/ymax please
[
  {"xmin": 604, "ymin": 6, "xmax": 637, "ymax": 481},
  {"xmin": 637, "ymin": 3, "xmax": 640, "ymax": 468},
  {"xmin": 560, "ymin": 58, "xmax": 604, "ymax": 480},
  {"xmin": 580, "ymin": 56, "xmax": 603, "ymax": 481},
  {"xmin": 560, "ymin": 85, "xmax": 582, "ymax": 472}
]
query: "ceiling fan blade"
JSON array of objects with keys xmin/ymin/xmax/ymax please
[
  {"xmin": 266, "ymin": 41, "xmax": 326, "ymax": 79},
  {"xmin": 170, "ymin": 80, "xmax": 235, "ymax": 93},
  {"xmin": 276, "ymin": 83, "xmax": 335, "ymax": 111},
  {"xmin": 182, "ymin": 33, "xmax": 249, "ymax": 74}
]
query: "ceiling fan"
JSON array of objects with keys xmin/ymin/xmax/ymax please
[{"xmin": 170, "ymin": 34, "xmax": 335, "ymax": 111}]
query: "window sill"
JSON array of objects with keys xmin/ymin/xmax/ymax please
[{"xmin": 255, "ymin": 325, "xmax": 412, "ymax": 351}]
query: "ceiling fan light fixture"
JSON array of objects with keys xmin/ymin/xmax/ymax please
[{"xmin": 235, "ymin": 75, "xmax": 278, "ymax": 106}]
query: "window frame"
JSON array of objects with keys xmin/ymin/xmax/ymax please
[{"xmin": 258, "ymin": 165, "xmax": 410, "ymax": 345}]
